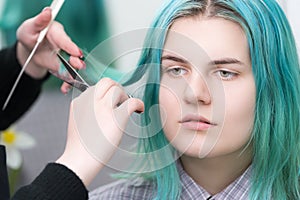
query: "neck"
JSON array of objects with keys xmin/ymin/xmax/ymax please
[{"xmin": 180, "ymin": 146, "xmax": 252, "ymax": 195}]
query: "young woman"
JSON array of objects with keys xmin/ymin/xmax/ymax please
[{"xmin": 57, "ymin": 0, "xmax": 300, "ymax": 199}]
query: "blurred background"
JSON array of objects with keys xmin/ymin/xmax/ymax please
[{"xmin": 0, "ymin": 0, "xmax": 299, "ymax": 194}]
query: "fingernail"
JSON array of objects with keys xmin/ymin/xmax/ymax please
[
  {"xmin": 42, "ymin": 7, "xmax": 51, "ymax": 12},
  {"xmin": 79, "ymin": 50, "xmax": 84, "ymax": 59}
]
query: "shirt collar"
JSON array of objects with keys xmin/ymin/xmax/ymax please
[{"xmin": 176, "ymin": 160, "xmax": 252, "ymax": 200}]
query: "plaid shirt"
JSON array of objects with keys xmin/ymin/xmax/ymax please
[{"xmin": 89, "ymin": 162, "xmax": 251, "ymax": 200}]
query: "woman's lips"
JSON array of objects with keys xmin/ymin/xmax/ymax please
[{"xmin": 179, "ymin": 114, "xmax": 216, "ymax": 131}]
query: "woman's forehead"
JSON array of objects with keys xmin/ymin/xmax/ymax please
[{"xmin": 163, "ymin": 16, "xmax": 250, "ymax": 67}]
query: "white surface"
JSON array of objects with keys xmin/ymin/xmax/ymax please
[
  {"xmin": 103, "ymin": 0, "xmax": 164, "ymax": 70},
  {"xmin": 105, "ymin": 0, "xmax": 163, "ymax": 34},
  {"xmin": 286, "ymin": 0, "xmax": 300, "ymax": 52}
]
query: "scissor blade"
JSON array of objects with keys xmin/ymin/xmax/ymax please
[
  {"xmin": 73, "ymin": 82, "xmax": 89, "ymax": 92},
  {"xmin": 49, "ymin": 70, "xmax": 88, "ymax": 92},
  {"xmin": 56, "ymin": 52, "xmax": 90, "ymax": 87}
]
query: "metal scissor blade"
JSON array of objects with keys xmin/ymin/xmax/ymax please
[
  {"xmin": 57, "ymin": 52, "xmax": 90, "ymax": 88},
  {"xmin": 73, "ymin": 81, "xmax": 89, "ymax": 92},
  {"xmin": 49, "ymin": 70, "xmax": 89, "ymax": 92}
]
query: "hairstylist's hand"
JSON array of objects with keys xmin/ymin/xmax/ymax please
[
  {"xmin": 16, "ymin": 7, "xmax": 85, "ymax": 93},
  {"xmin": 56, "ymin": 78, "xmax": 144, "ymax": 186}
]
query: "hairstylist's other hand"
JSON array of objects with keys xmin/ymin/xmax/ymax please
[
  {"xmin": 56, "ymin": 78, "xmax": 144, "ymax": 186},
  {"xmin": 16, "ymin": 7, "xmax": 85, "ymax": 93}
]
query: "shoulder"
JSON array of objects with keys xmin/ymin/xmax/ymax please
[{"xmin": 89, "ymin": 178, "xmax": 156, "ymax": 200}]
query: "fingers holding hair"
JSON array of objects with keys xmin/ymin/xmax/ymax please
[{"xmin": 94, "ymin": 77, "xmax": 144, "ymax": 114}]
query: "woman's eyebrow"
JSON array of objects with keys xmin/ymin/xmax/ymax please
[
  {"xmin": 209, "ymin": 58, "xmax": 244, "ymax": 66},
  {"xmin": 161, "ymin": 55, "xmax": 189, "ymax": 64}
]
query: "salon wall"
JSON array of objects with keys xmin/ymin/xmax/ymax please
[
  {"xmin": 102, "ymin": 0, "xmax": 163, "ymax": 71},
  {"xmin": 286, "ymin": 0, "xmax": 300, "ymax": 52}
]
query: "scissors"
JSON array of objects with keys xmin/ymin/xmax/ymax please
[
  {"xmin": 53, "ymin": 51, "xmax": 134, "ymax": 99},
  {"xmin": 50, "ymin": 51, "xmax": 90, "ymax": 92}
]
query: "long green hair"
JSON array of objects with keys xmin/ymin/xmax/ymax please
[{"xmin": 124, "ymin": 0, "xmax": 300, "ymax": 199}]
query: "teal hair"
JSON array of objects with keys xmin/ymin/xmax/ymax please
[
  {"xmin": 229, "ymin": 1, "xmax": 300, "ymax": 199},
  {"xmin": 124, "ymin": 0, "xmax": 300, "ymax": 199}
]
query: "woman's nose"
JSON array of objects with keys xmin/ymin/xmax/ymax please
[{"xmin": 183, "ymin": 74, "xmax": 211, "ymax": 105}]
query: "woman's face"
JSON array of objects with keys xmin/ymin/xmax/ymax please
[{"xmin": 159, "ymin": 16, "xmax": 256, "ymax": 158}]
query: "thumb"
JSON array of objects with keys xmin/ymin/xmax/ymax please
[{"xmin": 33, "ymin": 7, "xmax": 52, "ymax": 32}]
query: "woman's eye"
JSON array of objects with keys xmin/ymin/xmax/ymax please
[
  {"xmin": 165, "ymin": 67, "xmax": 187, "ymax": 77},
  {"xmin": 216, "ymin": 70, "xmax": 238, "ymax": 80}
]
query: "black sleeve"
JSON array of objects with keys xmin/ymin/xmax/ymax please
[
  {"xmin": 12, "ymin": 163, "xmax": 88, "ymax": 200},
  {"xmin": 0, "ymin": 145, "xmax": 10, "ymax": 200},
  {"xmin": 0, "ymin": 44, "xmax": 49, "ymax": 131}
]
